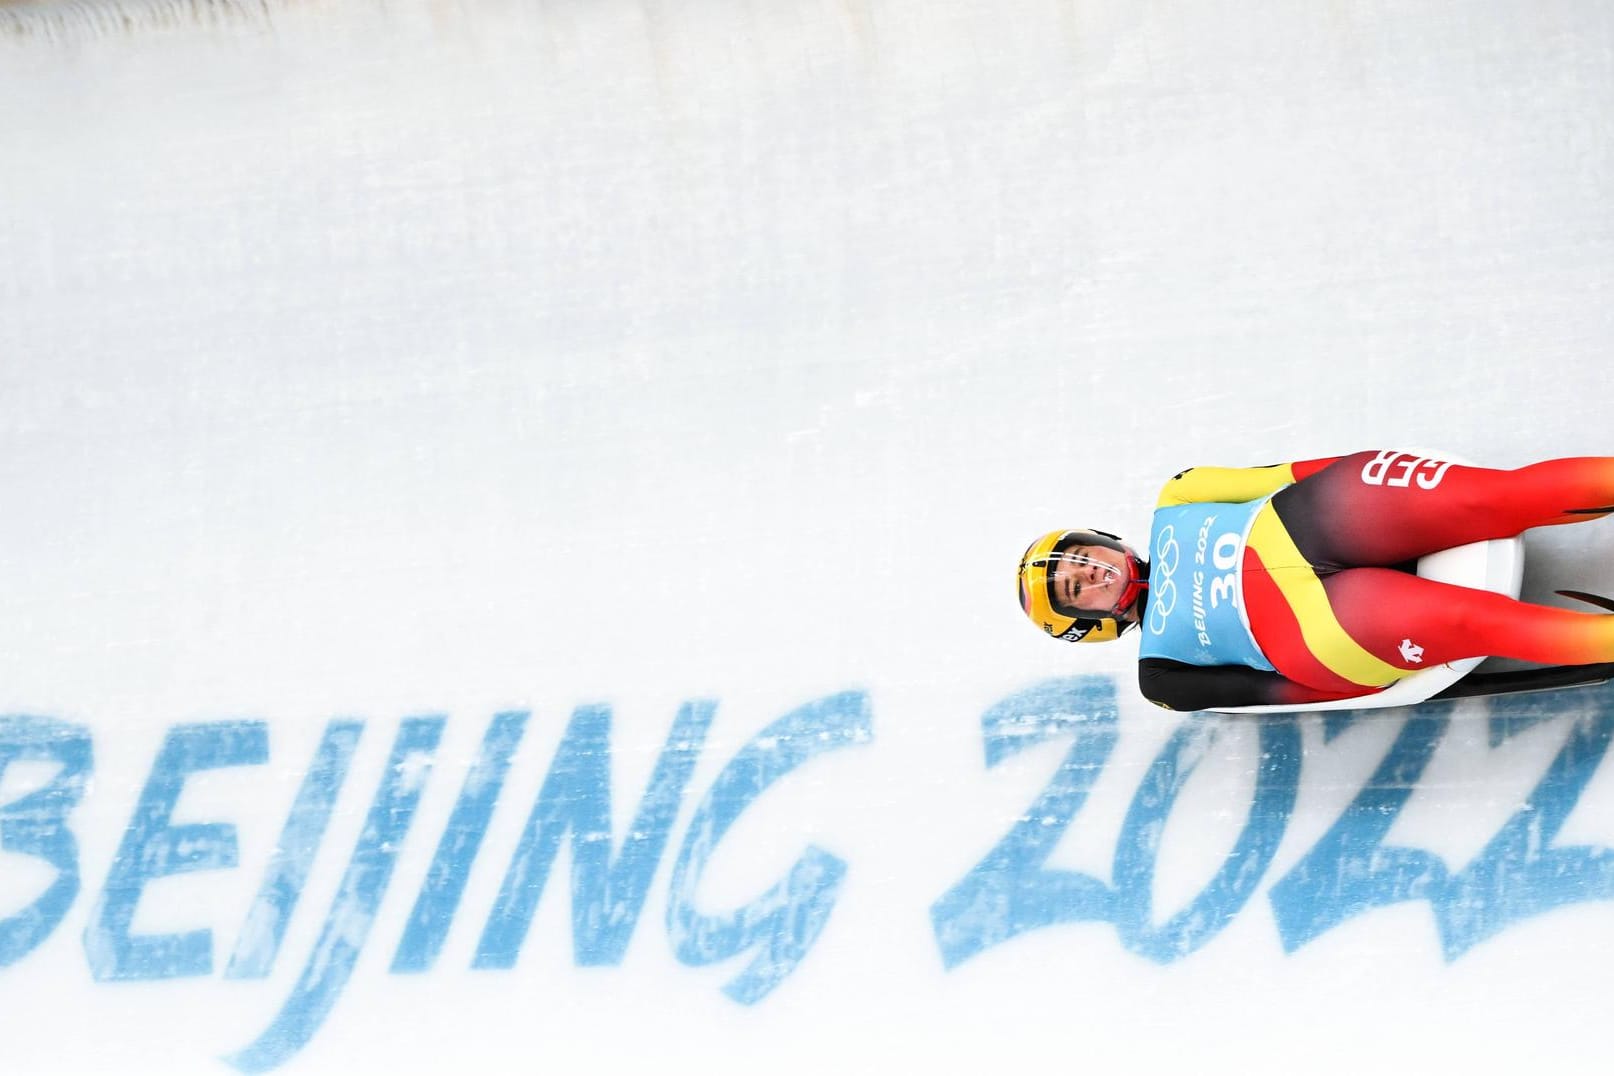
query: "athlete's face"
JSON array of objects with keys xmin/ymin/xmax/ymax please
[{"xmin": 1049, "ymin": 543, "xmax": 1133, "ymax": 614}]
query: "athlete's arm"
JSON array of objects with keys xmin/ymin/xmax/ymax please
[
  {"xmin": 1156, "ymin": 456, "xmax": 1345, "ymax": 507},
  {"xmin": 1137, "ymin": 656, "xmax": 1369, "ymax": 711}
]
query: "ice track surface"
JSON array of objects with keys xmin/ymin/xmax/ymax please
[{"xmin": 2, "ymin": 1, "xmax": 1613, "ymax": 1073}]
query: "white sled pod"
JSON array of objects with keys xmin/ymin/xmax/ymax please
[{"xmin": 1212, "ymin": 534, "xmax": 1525, "ymax": 714}]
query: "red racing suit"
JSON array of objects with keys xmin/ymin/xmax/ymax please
[{"xmin": 1137, "ymin": 451, "xmax": 1614, "ymax": 710}]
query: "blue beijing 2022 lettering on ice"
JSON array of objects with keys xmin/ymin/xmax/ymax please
[
  {"xmin": 4, "ymin": 680, "xmax": 1614, "ymax": 1071},
  {"xmin": 930, "ymin": 677, "xmax": 1614, "ymax": 966},
  {"xmin": 0, "ymin": 692, "xmax": 873, "ymax": 1073}
]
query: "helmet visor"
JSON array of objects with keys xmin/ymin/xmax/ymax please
[{"xmin": 1042, "ymin": 539, "xmax": 1135, "ymax": 618}]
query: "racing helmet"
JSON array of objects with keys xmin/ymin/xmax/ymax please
[{"xmin": 1017, "ymin": 528, "xmax": 1146, "ymax": 643}]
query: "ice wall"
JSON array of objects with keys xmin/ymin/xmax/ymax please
[{"xmin": 2, "ymin": 1, "xmax": 1613, "ymax": 1072}]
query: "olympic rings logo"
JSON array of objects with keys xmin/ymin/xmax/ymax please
[{"xmin": 1149, "ymin": 525, "xmax": 1178, "ymax": 636}]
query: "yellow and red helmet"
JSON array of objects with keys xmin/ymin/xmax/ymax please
[{"xmin": 1016, "ymin": 528, "xmax": 1145, "ymax": 643}]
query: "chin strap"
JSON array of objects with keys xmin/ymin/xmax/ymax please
[
  {"xmin": 1108, "ymin": 552, "xmax": 1148, "ymax": 621},
  {"xmin": 1117, "ymin": 558, "xmax": 1150, "ymax": 630}
]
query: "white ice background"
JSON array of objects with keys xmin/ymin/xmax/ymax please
[{"xmin": 2, "ymin": 1, "xmax": 1613, "ymax": 1074}]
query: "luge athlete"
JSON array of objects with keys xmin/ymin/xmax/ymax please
[{"xmin": 1016, "ymin": 451, "xmax": 1614, "ymax": 711}]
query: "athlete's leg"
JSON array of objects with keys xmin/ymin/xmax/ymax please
[
  {"xmin": 1322, "ymin": 568, "xmax": 1614, "ymax": 676},
  {"xmin": 1273, "ymin": 450, "xmax": 1614, "ymax": 567}
]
